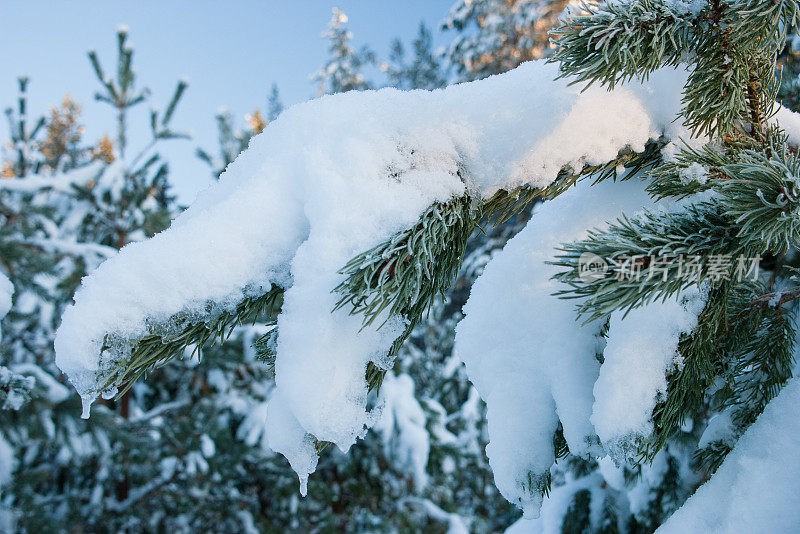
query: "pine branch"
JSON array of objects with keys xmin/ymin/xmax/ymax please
[
  {"xmin": 100, "ymin": 287, "xmax": 284, "ymax": 398},
  {"xmin": 552, "ymin": 203, "xmax": 740, "ymax": 322},
  {"xmin": 735, "ymin": 0, "xmax": 800, "ymax": 51},
  {"xmin": 746, "ymin": 287, "xmax": 800, "ymax": 309},
  {"xmin": 646, "ymin": 128, "xmax": 784, "ymax": 200},
  {"xmin": 646, "ymin": 140, "xmax": 742, "ymax": 200},
  {"xmin": 642, "ymin": 280, "xmax": 733, "ymax": 459},
  {"xmin": 333, "ymin": 193, "xmax": 474, "ymax": 330},
  {"xmin": 693, "ymin": 280, "xmax": 796, "ymax": 472},
  {"xmin": 719, "ymin": 145, "xmax": 800, "ymax": 254},
  {"xmin": 645, "ymin": 275, "xmax": 796, "ymax": 462},
  {"xmin": 693, "ymin": 439, "xmax": 732, "ymax": 474},
  {"xmin": 728, "ymin": 303, "xmax": 796, "ymax": 428},
  {"xmin": 551, "ymin": 0, "xmax": 699, "ymax": 88},
  {"xmin": 332, "ymin": 193, "xmax": 474, "ymax": 395}
]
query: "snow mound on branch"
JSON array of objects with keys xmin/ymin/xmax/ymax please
[
  {"xmin": 657, "ymin": 375, "xmax": 800, "ymax": 533},
  {"xmin": 455, "ymin": 178, "xmax": 655, "ymax": 518},
  {"xmin": 592, "ymin": 285, "xmax": 707, "ymax": 460},
  {"xmin": 773, "ymin": 104, "xmax": 800, "ymax": 146},
  {"xmin": 54, "ymin": 61, "xmax": 687, "ymax": 485}
]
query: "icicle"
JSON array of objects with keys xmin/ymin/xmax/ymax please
[
  {"xmin": 298, "ymin": 474, "xmax": 309, "ymax": 497},
  {"xmin": 80, "ymin": 394, "xmax": 95, "ymax": 419}
]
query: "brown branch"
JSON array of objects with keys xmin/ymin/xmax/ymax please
[
  {"xmin": 749, "ymin": 288, "xmax": 800, "ymax": 309},
  {"xmin": 747, "ymin": 75, "xmax": 766, "ymax": 141}
]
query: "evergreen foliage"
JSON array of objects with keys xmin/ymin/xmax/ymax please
[
  {"xmin": 546, "ymin": 0, "xmax": 800, "ymax": 513},
  {"xmin": 442, "ymin": 0, "xmax": 572, "ymax": 80},
  {"xmin": 313, "ymin": 8, "xmax": 376, "ymax": 95},
  {"xmin": 385, "ymin": 22, "xmax": 447, "ymax": 90},
  {"xmin": 6, "ymin": 1, "xmax": 800, "ymax": 531}
]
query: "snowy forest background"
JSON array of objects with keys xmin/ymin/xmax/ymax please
[{"xmin": 2, "ymin": 1, "xmax": 800, "ymax": 532}]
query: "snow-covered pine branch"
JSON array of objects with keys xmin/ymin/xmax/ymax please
[
  {"xmin": 55, "ymin": 60, "xmax": 686, "ymax": 492},
  {"xmin": 52, "ymin": 0, "xmax": 800, "ymax": 527}
]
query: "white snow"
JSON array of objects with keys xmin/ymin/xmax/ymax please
[
  {"xmin": 0, "ymin": 274, "xmax": 12, "ymax": 340},
  {"xmin": 665, "ymin": 0, "xmax": 707, "ymax": 16},
  {"xmin": 54, "ymin": 60, "xmax": 688, "ymax": 488},
  {"xmin": 773, "ymin": 104, "xmax": 800, "ymax": 146},
  {"xmin": 199, "ymin": 434, "xmax": 216, "ymax": 458},
  {"xmin": 626, "ymin": 449, "xmax": 674, "ymax": 516},
  {"xmin": 459, "ymin": 182, "xmax": 722, "ymax": 516},
  {"xmin": 596, "ymin": 455, "xmax": 626, "ymax": 491},
  {"xmin": 237, "ymin": 400, "xmax": 272, "ymax": 449},
  {"xmin": 592, "ymin": 285, "xmax": 707, "ymax": 460},
  {"xmin": 399, "ymin": 497, "xmax": 470, "ymax": 534},
  {"xmin": 372, "ymin": 372, "xmax": 430, "ymax": 487},
  {"xmin": 678, "ymin": 162, "xmax": 708, "ymax": 184},
  {"xmin": 0, "ymin": 433, "xmax": 14, "ymax": 489},
  {"xmin": 697, "ymin": 408, "xmax": 736, "ymax": 449},
  {"xmin": 455, "ymin": 177, "xmax": 655, "ymax": 517},
  {"xmin": 0, "ymin": 162, "xmax": 101, "ymax": 195},
  {"xmin": 657, "ymin": 376, "xmax": 800, "ymax": 533},
  {"xmin": 504, "ymin": 473, "xmax": 609, "ymax": 534}
]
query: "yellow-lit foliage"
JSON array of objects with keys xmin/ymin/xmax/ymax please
[{"xmin": 246, "ymin": 109, "xmax": 267, "ymax": 135}]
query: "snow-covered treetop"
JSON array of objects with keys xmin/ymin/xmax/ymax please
[
  {"xmin": 312, "ymin": 7, "xmax": 376, "ymax": 94},
  {"xmin": 442, "ymin": 0, "xmax": 573, "ymax": 79}
]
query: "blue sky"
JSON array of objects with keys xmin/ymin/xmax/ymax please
[{"xmin": 0, "ymin": 0, "xmax": 454, "ymax": 201}]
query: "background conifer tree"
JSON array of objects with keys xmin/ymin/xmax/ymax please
[
  {"xmin": 313, "ymin": 7, "xmax": 376, "ymax": 95},
  {"xmin": 197, "ymin": 84, "xmax": 284, "ymax": 179},
  {"xmin": 268, "ymin": 82, "xmax": 284, "ymax": 122},
  {"xmin": 0, "ymin": 27, "xmax": 207, "ymax": 531},
  {"xmin": 442, "ymin": 0, "xmax": 574, "ymax": 80},
  {"xmin": 385, "ymin": 22, "xmax": 448, "ymax": 90}
]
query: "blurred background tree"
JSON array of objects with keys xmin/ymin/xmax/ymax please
[
  {"xmin": 442, "ymin": 0, "xmax": 574, "ymax": 80},
  {"xmin": 196, "ymin": 84, "xmax": 284, "ymax": 180},
  {"xmin": 313, "ymin": 7, "xmax": 377, "ymax": 96}
]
